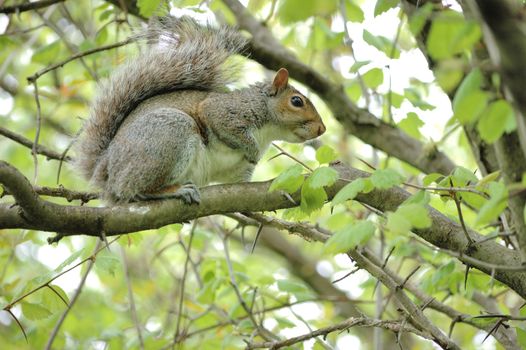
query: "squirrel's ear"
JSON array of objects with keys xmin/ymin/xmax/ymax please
[{"xmin": 270, "ymin": 68, "xmax": 289, "ymax": 95}]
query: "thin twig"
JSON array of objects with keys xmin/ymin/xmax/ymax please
[
  {"xmin": 27, "ymin": 37, "xmax": 135, "ymax": 83},
  {"xmin": 45, "ymin": 240, "xmax": 104, "ymax": 350},
  {"xmin": 0, "ymin": 0, "xmax": 65, "ymax": 14},
  {"xmin": 172, "ymin": 221, "xmax": 198, "ymax": 347},
  {"xmin": 122, "ymin": 247, "xmax": 145, "ymax": 350}
]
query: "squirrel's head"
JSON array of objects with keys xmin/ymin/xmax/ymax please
[{"xmin": 267, "ymin": 68, "xmax": 325, "ymax": 143}]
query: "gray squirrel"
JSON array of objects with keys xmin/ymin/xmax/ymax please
[{"xmin": 74, "ymin": 16, "xmax": 325, "ymax": 204}]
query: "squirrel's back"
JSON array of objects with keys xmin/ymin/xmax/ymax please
[{"xmin": 75, "ymin": 16, "xmax": 246, "ymax": 185}]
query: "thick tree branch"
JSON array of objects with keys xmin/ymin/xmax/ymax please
[
  {"xmin": 471, "ymin": 0, "xmax": 526, "ymax": 154},
  {"xmin": 1, "ymin": 157, "xmax": 526, "ymax": 298}
]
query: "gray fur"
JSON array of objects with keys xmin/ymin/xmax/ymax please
[
  {"xmin": 75, "ymin": 16, "xmax": 246, "ymax": 183},
  {"xmin": 74, "ymin": 16, "xmax": 325, "ymax": 203}
]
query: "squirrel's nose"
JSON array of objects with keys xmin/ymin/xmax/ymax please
[{"xmin": 317, "ymin": 123, "xmax": 326, "ymax": 136}]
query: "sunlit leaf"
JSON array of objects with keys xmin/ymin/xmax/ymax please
[
  {"xmin": 370, "ymin": 169, "xmax": 404, "ymax": 189},
  {"xmin": 324, "ymin": 221, "xmax": 375, "ymax": 254},
  {"xmin": 316, "ymin": 145, "xmax": 338, "ymax": 164},
  {"xmin": 308, "ymin": 167, "xmax": 339, "ymax": 188},
  {"xmin": 22, "ymin": 302, "xmax": 52, "ymax": 320},
  {"xmin": 269, "ymin": 164, "xmax": 304, "ymax": 193}
]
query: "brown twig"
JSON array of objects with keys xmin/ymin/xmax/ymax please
[{"xmin": 0, "ymin": 0, "xmax": 65, "ymax": 14}]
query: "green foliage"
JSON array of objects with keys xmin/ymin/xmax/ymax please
[
  {"xmin": 387, "ymin": 203, "xmax": 431, "ymax": 234},
  {"xmin": 137, "ymin": 0, "xmax": 163, "ymax": 17},
  {"xmin": 362, "ymin": 67, "xmax": 384, "ymax": 89},
  {"xmin": 278, "ymin": 0, "xmax": 338, "ymax": 24},
  {"xmin": 374, "ymin": 0, "xmax": 399, "ymax": 17},
  {"xmin": 363, "ymin": 30, "xmax": 400, "ymax": 59},
  {"xmin": 475, "ymin": 181, "xmax": 508, "ymax": 226},
  {"xmin": 370, "ymin": 168, "xmax": 404, "ymax": 189},
  {"xmin": 397, "ymin": 112, "xmax": 424, "ymax": 140},
  {"xmin": 269, "ymin": 164, "xmax": 304, "ymax": 193},
  {"xmin": 324, "ymin": 221, "xmax": 376, "ymax": 254},
  {"xmin": 1, "ymin": 1, "xmax": 523, "ymax": 349},
  {"xmin": 315, "ymin": 145, "xmax": 338, "ymax": 164},
  {"xmin": 477, "ymin": 99, "xmax": 516, "ymax": 143},
  {"xmin": 427, "ymin": 11, "xmax": 481, "ymax": 60}
]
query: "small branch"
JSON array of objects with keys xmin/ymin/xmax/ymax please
[
  {"xmin": 245, "ymin": 317, "xmax": 433, "ymax": 350},
  {"xmin": 0, "ymin": 0, "xmax": 65, "ymax": 14},
  {"xmin": 172, "ymin": 221, "xmax": 197, "ymax": 347},
  {"xmin": 0, "ymin": 126, "xmax": 70, "ymax": 162},
  {"xmin": 122, "ymin": 247, "xmax": 145, "ymax": 350},
  {"xmin": 27, "ymin": 38, "xmax": 135, "ymax": 83},
  {"xmin": 44, "ymin": 240, "xmax": 103, "ymax": 350},
  {"xmin": 222, "ymin": 233, "xmax": 277, "ymax": 342}
]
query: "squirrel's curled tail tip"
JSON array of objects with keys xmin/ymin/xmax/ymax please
[{"xmin": 139, "ymin": 15, "xmax": 247, "ymax": 58}]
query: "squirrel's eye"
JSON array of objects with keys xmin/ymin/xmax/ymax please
[{"xmin": 291, "ymin": 96, "xmax": 304, "ymax": 107}]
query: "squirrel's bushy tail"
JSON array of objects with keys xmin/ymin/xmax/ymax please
[{"xmin": 75, "ymin": 16, "xmax": 246, "ymax": 183}]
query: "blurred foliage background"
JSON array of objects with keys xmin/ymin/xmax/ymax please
[{"xmin": 1, "ymin": 0, "xmax": 526, "ymax": 349}]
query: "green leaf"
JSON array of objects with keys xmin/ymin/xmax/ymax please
[
  {"xmin": 269, "ymin": 164, "xmax": 304, "ymax": 193},
  {"xmin": 453, "ymin": 90, "xmax": 489, "ymax": 124},
  {"xmin": 308, "ymin": 19, "xmax": 345, "ymax": 50},
  {"xmin": 345, "ymin": 0, "xmax": 365, "ymax": 22},
  {"xmin": 430, "ymin": 261, "xmax": 459, "ymax": 292},
  {"xmin": 477, "ymin": 99, "xmax": 516, "ymax": 143},
  {"xmin": 403, "ymin": 190, "xmax": 430, "ymax": 206},
  {"xmin": 398, "ymin": 112, "xmax": 424, "ymax": 140},
  {"xmin": 517, "ymin": 328, "xmax": 526, "ymax": 348},
  {"xmin": 389, "ymin": 92, "xmax": 404, "ymax": 108},
  {"xmin": 300, "ymin": 181, "xmax": 328, "ymax": 214},
  {"xmin": 275, "ymin": 316, "xmax": 296, "ymax": 329},
  {"xmin": 137, "ymin": 0, "xmax": 163, "ymax": 17},
  {"xmin": 42, "ymin": 285, "xmax": 69, "ymax": 312},
  {"xmin": 308, "ymin": 167, "xmax": 339, "ymax": 188},
  {"xmin": 95, "ymin": 254, "xmax": 120, "ymax": 276},
  {"xmin": 32, "ymin": 40, "xmax": 62, "ymax": 65},
  {"xmin": 475, "ymin": 181, "xmax": 508, "ymax": 226},
  {"xmin": 350, "ymin": 60, "xmax": 371, "ymax": 73},
  {"xmin": 362, "ymin": 68, "xmax": 384, "ymax": 89},
  {"xmin": 386, "ymin": 211, "xmax": 411, "ymax": 234},
  {"xmin": 374, "ymin": 0, "xmax": 399, "ymax": 17},
  {"xmin": 316, "ymin": 145, "xmax": 338, "ymax": 164},
  {"xmin": 423, "ymin": 173, "xmax": 443, "ymax": 186},
  {"xmin": 55, "ymin": 248, "xmax": 85, "ymax": 272},
  {"xmin": 276, "ymin": 279, "xmax": 313, "ymax": 300},
  {"xmin": 278, "ymin": 0, "xmax": 338, "ymax": 24},
  {"xmin": 363, "ymin": 30, "xmax": 400, "ymax": 59},
  {"xmin": 408, "ymin": 2, "xmax": 433, "ymax": 36},
  {"xmin": 332, "ymin": 178, "xmax": 366, "ymax": 206},
  {"xmin": 452, "ymin": 166, "xmax": 478, "ymax": 186},
  {"xmin": 453, "ymin": 68, "xmax": 484, "ymax": 110},
  {"xmin": 404, "ymin": 87, "xmax": 436, "ymax": 110},
  {"xmin": 370, "ymin": 169, "xmax": 404, "ymax": 189},
  {"xmin": 346, "ymin": 82, "xmax": 362, "ymax": 102},
  {"xmin": 397, "ymin": 204, "xmax": 431, "ymax": 229},
  {"xmin": 22, "ymin": 302, "xmax": 52, "ymax": 320},
  {"xmin": 427, "ymin": 11, "xmax": 481, "ymax": 60},
  {"xmin": 324, "ymin": 221, "xmax": 375, "ymax": 254}
]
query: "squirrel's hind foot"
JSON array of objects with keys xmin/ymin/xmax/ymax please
[{"xmin": 135, "ymin": 183, "xmax": 201, "ymax": 204}]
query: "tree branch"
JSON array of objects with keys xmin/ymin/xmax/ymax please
[
  {"xmin": 2, "ymin": 157, "xmax": 526, "ymax": 298},
  {"xmin": 0, "ymin": 0, "xmax": 65, "ymax": 14}
]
